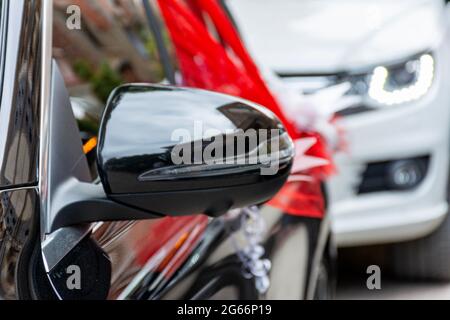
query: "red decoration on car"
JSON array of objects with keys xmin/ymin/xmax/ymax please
[{"xmin": 158, "ymin": 0, "xmax": 335, "ymax": 217}]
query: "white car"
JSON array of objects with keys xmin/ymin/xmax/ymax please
[{"xmin": 225, "ymin": 0, "xmax": 450, "ymax": 279}]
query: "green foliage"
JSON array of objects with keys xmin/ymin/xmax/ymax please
[
  {"xmin": 143, "ymin": 29, "xmax": 159, "ymax": 59},
  {"xmin": 91, "ymin": 62, "xmax": 123, "ymax": 103},
  {"xmin": 73, "ymin": 59, "xmax": 94, "ymax": 81},
  {"xmin": 73, "ymin": 59, "xmax": 123, "ymax": 103}
]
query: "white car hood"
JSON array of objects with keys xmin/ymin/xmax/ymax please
[{"xmin": 226, "ymin": 0, "xmax": 446, "ymax": 74}]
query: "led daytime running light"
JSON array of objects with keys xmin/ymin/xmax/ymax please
[{"xmin": 368, "ymin": 54, "xmax": 434, "ymax": 105}]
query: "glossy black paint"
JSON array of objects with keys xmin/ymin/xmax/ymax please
[
  {"xmin": 97, "ymin": 84, "xmax": 294, "ymax": 216},
  {"xmin": 0, "ymin": 0, "xmax": 43, "ymax": 300},
  {"xmin": 47, "ymin": 236, "xmax": 111, "ymax": 300},
  {"xmin": 96, "ymin": 208, "xmax": 331, "ymax": 300},
  {"xmin": 0, "ymin": 0, "xmax": 41, "ymax": 188},
  {"xmin": 0, "ymin": 188, "xmax": 40, "ymax": 299}
]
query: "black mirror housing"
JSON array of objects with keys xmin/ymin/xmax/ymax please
[
  {"xmin": 97, "ymin": 84, "xmax": 293, "ymax": 217},
  {"xmin": 48, "ymin": 83, "xmax": 294, "ymax": 232}
]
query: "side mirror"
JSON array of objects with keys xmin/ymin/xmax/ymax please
[
  {"xmin": 98, "ymin": 84, "xmax": 293, "ymax": 215},
  {"xmin": 49, "ymin": 84, "xmax": 293, "ymax": 231}
]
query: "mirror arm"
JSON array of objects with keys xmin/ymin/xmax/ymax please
[{"xmin": 49, "ymin": 178, "xmax": 163, "ymax": 232}]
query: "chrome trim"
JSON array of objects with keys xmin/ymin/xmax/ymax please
[
  {"xmin": 38, "ymin": 0, "xmax": 52, "ymax": 239},
  {"xmin": 0, "ymin": 185, "xmax": 37, "ymax": 193}
]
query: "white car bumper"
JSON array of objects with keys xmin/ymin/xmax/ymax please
[{"xmin": 329, "ymin": 44, "xmax": 450, "ymax": 247}]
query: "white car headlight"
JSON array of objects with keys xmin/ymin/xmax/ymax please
[{"xmin": 368, "ymin": 54, "xmax": 434, "ymax": 105}]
